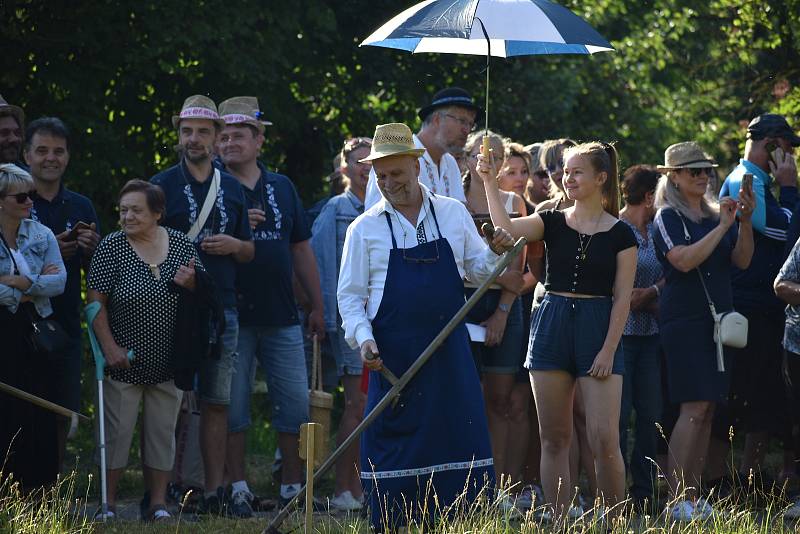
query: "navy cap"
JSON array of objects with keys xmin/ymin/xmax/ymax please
[
  {"xmin": 418, "ymin": 87, "xmax": 484, "ymax": 123},
  {"xmin": 747, "ymin": 114, "xmax": 800, "ymax": 146}
]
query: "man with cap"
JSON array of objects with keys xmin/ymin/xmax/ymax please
[
  {"xmin": 150, "ymin": 95, "xmax": 254, "ymax": 514},
  {"xmin": 0, "ymin": 95, "xmax": 25, "ymax": 166},
  {"xmin": 338, "ymin": 123, "xmax": 514, "ymax": 531},
  {"xmin": 719, "ymin": 113, "xmax": 800, "ymax": 484},
  {"xmin": 23, "ymin": 117, "xmax": 101, "ymax": 469},
  {"xmin": 363, "ymin": 87, "xmax": 482, "ymax": 208},
  {"xmin": 215, "ymin": 96, "xmax": 324, "ymax": 517}
]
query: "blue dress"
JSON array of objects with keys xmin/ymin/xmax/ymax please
[
  {"xmin": 652, "ymin": 208, "xmax": 738, "ymax": 403},
  {"xmin": 360, "ymin": 201, "xmax": 494, "ymax": 531}
]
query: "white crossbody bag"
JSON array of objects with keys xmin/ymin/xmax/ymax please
[
  {"xmin": 186, "ymin": 169, "xmax": 220, "ymax": 242},
  {"xmin": 677, "ymin": 212, "xmax": 748, "ymax": 372}
]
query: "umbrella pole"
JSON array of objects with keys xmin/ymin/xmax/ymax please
[{"xmin": 476, "ymin": 17, "xmax": 491, "ymax": 155}]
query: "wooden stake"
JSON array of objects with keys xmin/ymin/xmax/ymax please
[{"xmin": 300, "ymin": 422, "xmax": 318, "ymax": 534}]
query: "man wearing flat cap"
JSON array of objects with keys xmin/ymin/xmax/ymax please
[
  {"xmin": 364, "ymin": 87, "xmax": 482, "ymax": 208},
  {"xmin": 338, "ymin": 123, "xmax": 513, "ymax": 531},
  {"xmin": 719, "ymin": 113, "xmax": 800, "ymax": 480},
  {"xmin": 0, "ymin": 95, "xmax": 25, "ymax": 166},
  {"xmin": 150, "ymin": 94, "xmax": 254, "ymax": 514},
  {"xmin": 215, "ymin": 96, "xmax": 324, "ymax": 517}
]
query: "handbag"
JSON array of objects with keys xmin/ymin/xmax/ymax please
[
  {"xmin": 676, "ymin": 212, "xmax": 748, "ymax": 372},
  {"xmin": 0, "ymin": 230, "xmax": 70, "ymax": 355}
]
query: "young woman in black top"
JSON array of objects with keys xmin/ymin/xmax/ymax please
[{"xmin": 478, "ymin": 142, "xmax": 637, "ymax": 520}]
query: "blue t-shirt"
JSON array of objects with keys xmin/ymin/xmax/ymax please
[
  {"xmin": 226, "ymin": 162, "xmax": 311, "ymax": 327},
  {"xmin": 150, "ymin": 160, "xmax": 252, "ymax": 307},
  {"xmin": 652, "ymin": 207, "xmax": 737, "ymax": 325},
  {"xmin": 31, "ymin": 185, "xmax": 100, "ymax": 335}
]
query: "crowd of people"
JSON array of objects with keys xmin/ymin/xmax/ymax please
[{"xmin": 1, "ymin": 87, "xmax": 800, "ymax": 529}]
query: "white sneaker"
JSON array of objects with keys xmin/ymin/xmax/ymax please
[
  {"xmin": 694, "ymin": 498, "xmax": 714, "ymax": 519},
  {"xmin": 567, "ymin": 504, "xmax": 585, "ymax": 519},
  {"xmin": 515, "ymin": 486, "xmax": 534, "ymax": 510},
  {"xmin": 668, "ymin": 500, "xmax": 695, "ymax": 522},
  {"xmin": 329, "ymin": 491, "xmax": 362, "ymax": 511},
  {"xmin": 497, "ymin": 494, "xmax": 518, "ymax": 513},
  {"xmin": 784, "ymin": 499, "xmax": 800, "ymax": 519}
]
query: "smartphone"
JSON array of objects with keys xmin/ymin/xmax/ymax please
[
  {"xmin": 741, "ymin": 173, "xmax": 753, "ymax": 196},
  {"xmin": 765, "ymin": 141, "xmax": 779, "ymax": 167},
  {"xmin": 66, "ymin": 221, "xmax": 91, "ymax": 241}
]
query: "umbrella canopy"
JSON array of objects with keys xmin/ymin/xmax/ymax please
[{"xmin": 361, "ymin": 0, "xmax": 614, "ymax": 57}]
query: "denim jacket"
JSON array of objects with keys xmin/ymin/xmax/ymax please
[
  {"xmin": 310, "ymin": 190, "xmax": 364, "ymax": 330},
  {"xmin": 0, "ymin": 219, "xmax": 67, "ymax": 316}
]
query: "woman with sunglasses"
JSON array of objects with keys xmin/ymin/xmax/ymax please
[
  {"xmin": 652, "ymin": 142, "xmax": 754, "ymax": 521},
  {"xmin": 0, "ymin": 163, "xmax": 66, "ymax": 491}
]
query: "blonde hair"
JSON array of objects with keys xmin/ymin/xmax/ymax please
[
  {"xmin": 562, "ymin": 141, "xmax": 620, "ymax": 217},
  {"xmin": 502, "ymin": 142, "xmax": 533, "ymax": 176},
  {"xmin": 0, "ymin": 163, "xmax": 34, "ymax": 197},
  {"xmin": 654, "ymin": 171, "xmax": 719, "ymax": 223},
  {"xmin": 539, "ymin": 138, "xmax": 577, "ymax": 199}
]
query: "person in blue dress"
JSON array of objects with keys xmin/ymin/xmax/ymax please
[
  {"xmin": 338, "ymin": 123, "xmax": 514, "ymax": 532},
  {"xmin": 651, "ymin": 141, "xmax": 754, "ymax": 521}
]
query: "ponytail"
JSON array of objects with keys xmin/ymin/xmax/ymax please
[{"xmin": 563, "ymin": 141, "xmax": 620, "ymax": 217}]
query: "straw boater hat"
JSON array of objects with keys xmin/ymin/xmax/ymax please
[
  {"xmin": 218, "ymin": 96, "xmax": 273, "ymax": 133},
  {"xmin": 0, "ymin": 94, "xmax": 25, "ymax": 126},
  {"xmin": 171, "ymin": 95, "xmax": 225, "ymax": 129},
  {"xmin": 656, "ymin": 141, "xmax": 719, "ymax": 171},
  {"xmin": 359, "ymin": 123, "xmax": 425, "ymax": 163}
]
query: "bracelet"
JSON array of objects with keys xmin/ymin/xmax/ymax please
[{"xmin": 651, "ymin": 284, "xmax": 660, "ymax": 297}]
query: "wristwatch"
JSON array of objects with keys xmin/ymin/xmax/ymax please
[{"xmin": 497, "ymin": 303, "xmax": 511, "ymax": 313}]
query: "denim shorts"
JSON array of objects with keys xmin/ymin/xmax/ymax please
[
  {"xmin": 465, "ymin": 288, "xmax": 525, "ymax": 375},
  {"xmin": 197, "ymin": 307, "xmax": 239, "ymax": 405},
  {"xmin": 526, "ymin": 293, "xmax": 624, "ymax": 377},
  {"xmin": 228, "ymin": 324, "xmax": 309, "ymax": 434}
]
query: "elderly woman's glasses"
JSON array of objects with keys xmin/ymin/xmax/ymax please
[{"xmin": 1, "ymin": 190, "xmax": 36, "ymax": 203}]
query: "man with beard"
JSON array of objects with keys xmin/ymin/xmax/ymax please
[
  {"xmin": 364, "ymin": 87, "xmax": 482, "ymax": 207},
  {"xmin": 150, "ymin": 95, "xmax": 254, "ymax": 514},
  {"xmin": 24, "ymin": 117, "xmax": 100, "ymax": 468},
  {"xmin": 0, "ymin": 95, "xmax": 25, "ymax": 166},
  {"xmin": 309, "ymin": 136, "xmax": 372, "ymax": 510},
  {"xmin": 215, "ymin": 96, "xmax": 324, "ymax": 517}
]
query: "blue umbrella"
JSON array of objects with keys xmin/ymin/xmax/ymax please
[{"xmin": 361, "ymin": 0, "xmax": 614, "ymax": 130}]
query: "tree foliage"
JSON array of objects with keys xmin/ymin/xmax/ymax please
[{"xmin": 2, "ymin": 0, "xmax": 799, "ymax": 229}]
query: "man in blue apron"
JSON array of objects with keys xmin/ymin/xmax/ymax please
[{"xmin": 337, "ymin": 123, "xmax": 513, "ymax": 531}]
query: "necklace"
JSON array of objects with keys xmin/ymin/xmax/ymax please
[{"xmin": 575, "ymin": 210, "xmax": 604, "ymax": 261}]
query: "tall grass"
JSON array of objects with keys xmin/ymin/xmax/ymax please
[{"xmin": 0, "ymin": 469, "xmax": 92, "ymax": 534}]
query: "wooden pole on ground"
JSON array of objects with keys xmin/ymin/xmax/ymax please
[{"xmin": 300, "ymin": 422, "xmax": 318, "ymax": 534}]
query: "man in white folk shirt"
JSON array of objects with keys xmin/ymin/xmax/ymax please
[
  {"xmin": 363, "ymin": 87, "xmax": 482, "ymax": 208},
  {"xmin": 337, "ymin": 123, "xmax": 514, "ymax": 532}
]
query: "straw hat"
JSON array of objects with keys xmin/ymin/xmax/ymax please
[
  {"xmin": 0, "ymin": 94, "xmax": 24, "ymax": 126},
  {"xmin": 656, "ymin": 142, "xmax": 719, "ymax": 171},
  {"xmin": 359, "ymin": 123, "xmax": 425, "ymax": 162},
  {"xmin": 172, "ymin": 95, "xmax": 225, "ymax": 129},
  {"xmin": 218, "ymin": 96, "xmax": 273, "ymax": 133}
]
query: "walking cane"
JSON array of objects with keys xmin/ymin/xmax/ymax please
[
  {"xmin": 85, "ymin": 301, "xmax": 134, "ymax": 522},
  {"xmin": 263, "ymin": 235, "xmax": 527, "ymax": 534}
]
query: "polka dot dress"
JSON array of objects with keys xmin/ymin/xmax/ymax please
[{"xmin": 87, "ymin": 227, "xmax": 203, "ymax": 384}]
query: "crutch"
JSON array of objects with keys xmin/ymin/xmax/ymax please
[
  {"xmin": 263, "ymin": 235, "xmax": 527, "ymax": 534},
  {"xmin": 85, "ymin": 301, "xmax": 134, "ymax": 522}
]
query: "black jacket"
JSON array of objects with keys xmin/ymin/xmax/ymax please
[{"xmin": 171, "ymin": 269, "xmax": 225, "ymax": 391}]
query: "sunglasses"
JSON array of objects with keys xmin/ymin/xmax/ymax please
[
  {"xmin": 687, "ymin": 168, "xmax": 711, "ymax": 178},
  {"xmin": 1, "ymin": 190, "xmax": 36, "ymax": 203}
]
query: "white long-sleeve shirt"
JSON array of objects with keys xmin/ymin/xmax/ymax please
[
  {"xmin": 337, "ymin": 184, "xmax": 501, "ymax": 350},
  {"xmin": 364, "ymin": 134, "xmax": 466, "ymax": 209}
]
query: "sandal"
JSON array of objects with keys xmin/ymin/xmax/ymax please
[{"xmin": 93, "ymin": 506, "xmax": 116, "ymax": 522}]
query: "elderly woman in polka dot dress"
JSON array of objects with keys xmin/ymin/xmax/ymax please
[{"xmin": 87, "ymin": 179, "xmax": 202, "ymax": 522}]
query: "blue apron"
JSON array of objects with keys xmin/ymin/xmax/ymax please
[{"xmin": 360, "ymin": 200, "xmax": 495, "ymax": 531}]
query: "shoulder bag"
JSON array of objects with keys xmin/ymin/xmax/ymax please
[
  {"xmin": 0, "ymin": 230, "xmax": 70, "ymax": 355},
  {"xmin": 676, "ymin": 211, "xmax": 747, "ymax": 372},
  {"xmin": 186, "ymin": 168, "xmax": 220, "ymax": 242}
]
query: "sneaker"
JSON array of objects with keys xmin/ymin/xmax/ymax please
[
  {"xmin": 567, "ymin": 504, "xmax": 585, "ymax": 519},
  {"xmin": 515, "ymin": 486, "xmax": 534, "ymax": 510},
  {"xmin": 496, "ymin": 494, "xmax": 518, "ymax": 513},
  {"xmin": 199, "ymin": 487, "xmax": 228, "ymax": 516},
  {"xmin": 139, "ymin": 491, "xmax": 150, "ymax": 521},
  {"xmin": 668, "ymin": 500, "xmax": 695, "ymax": 522},
  {"xmin": 785, "ymin": 498, "xmax": 800, "ymax": 519},
  {"xmin": 146, "ymin": 505, "xmax": 173, "ymax": 523},
  {"xmin": 229, "ymin": 488, "xmax": 255, "ymax": 519},
  {"xmin": 329, "ymin": 491, "xmax": 362, "ymax": 511},
  {"xmin": 272, "ymin": 449, "xmax": 283, "ymax": 484},
  {"xmin": 694, "ymin": 498, "xmax": 714, "ymax": 519}
]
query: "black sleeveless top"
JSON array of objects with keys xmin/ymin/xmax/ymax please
[{"xmin": 539, "ymin": 209, "xmax": 637, "ymax": 296}]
